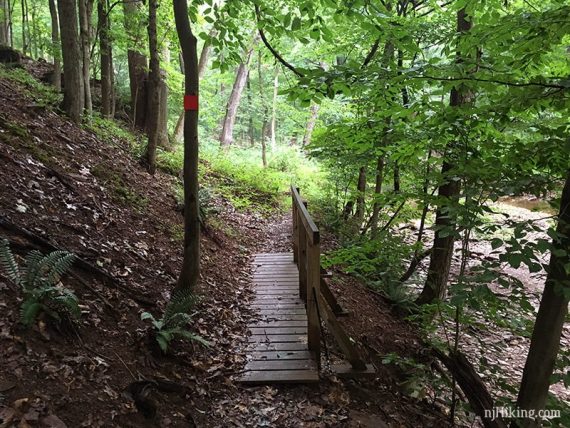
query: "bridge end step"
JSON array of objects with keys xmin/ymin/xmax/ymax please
[
  {"xmin": 240, "ymin": 369, "xmax": 319, "ymax": 385},
  {"xmin": 332, "ymin": 363, "xmax": 376, "ymax": 379}
]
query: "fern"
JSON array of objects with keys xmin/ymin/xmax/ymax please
[
  {"xmin": 0, "ymin": 238, "xmax": 20, "ymax": 285},
  {"xmin": 163, "ymin": 287, "xmax": 198, "ymax": 323},
  {"xmin": 0, "ymin": 240, "xmax": 79, "ymax": 327},
  {"xmin": 141, "ymin": 288, "xmax": 208, "ymax": 353}
]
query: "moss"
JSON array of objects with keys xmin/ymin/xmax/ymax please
[
  {"xmin": 0, "ymin": 64, "xmax": 62, "ymax": 109},
  {"xmin": 167, "ymin": 224, "xmax": 184, "ymax": 242},
  {"xmin": 85, "ymin": 115, "xmax": 140, "ymax": 152},
  {"xmin": 92, "ymin": 163, "xmax": 148, "ymax": 211}
]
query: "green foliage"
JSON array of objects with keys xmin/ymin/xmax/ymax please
[
  {"xmin": 141, "ymin": 287, "xmax": 209, "ymax": 353},
  {"xmin": 0, "ymin": 64, "xmax": 62, "ymax": 108},
  {"xmin": 0, "ymin": 239, "xmax": 80, "ymax": 327},
  {"xmin": 85, "ymin": 115, "xmax": 140, "ymax": 151},
  {"xmin": 323, "ymin": 232, "xmax": 414, "ymax": 287}
]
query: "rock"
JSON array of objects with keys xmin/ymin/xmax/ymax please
[
  {"xmin": 41, "ymin": 414, "xmax": 67, "ymax": 428},
  {"xmin": 0, "ymin": 45, "xmax": 22, "ymax": 64}
]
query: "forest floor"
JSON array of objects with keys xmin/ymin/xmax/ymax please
[{"xmin": 0, "ymin": 63, "xmax": 456, "ymax": 427}]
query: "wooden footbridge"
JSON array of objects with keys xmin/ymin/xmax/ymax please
[{"xmin": 240, "ymin": 187, "xmax": 374, "ymax": 384}]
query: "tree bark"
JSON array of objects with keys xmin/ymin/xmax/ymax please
[
  {"xmin": 515, "ymin": 170, "xmax": 570, "ymax": 427},
  {"xmin": 258, "ymin": 50, "xmax": 268, "ymax": 167},
  {"xmin": 416, "ymin": 8, "xmax": 473, "ymax": 305},
  {"xmin": 123, "ymin": 0, "xmax": 147, "ymax": 129},
  {"xmin": 270, "ymin": 67, "xmax": 278, "ymax": 149},
  {"xmin": 0, "ymin": 0, "xmax": 10, "ymax": 45},
  {"xmin": 144, "ymin": 0, "xmax": 160, "ymax": 174},
  {"xmin": 302, "ymin": 102, "xmax": 320, "ymax": 147},
  {"xmin": 57, "ymin": 0, "xmax": 83, "ymax": 123},
  {"xmin": 173, "ymin": 31, "xmax": 213, "ymax": 143},
  {"xmin": 354, "ymin": 166, "xmax": 367, "ymax": 221},
  {"xmin": 48, "ymin": 0, "xmax": 61, "ymax": 91},
  {"xmin": 20, "ymin": 0, "xmax": 26, "ymax": 55},
  {"xmin": 98, "ymin": 0, "xmax": 113, "ymax": 117},
  {"xmin": 370, "ymin": 156, "xmax": 385, "ymax": 235},
  {"xmin": 247, "ymin": 71, "xmax": 255, "ymax": 146},
  {"xmin": 78, "ymin": 0, "xmax": 93, "ymax": 115},
  {"xmin": 173, "ymin": 0, "xmax": 199, "ymax": 291},
  {"xmin": 219, "ymin": 35, "xmax": 258, "ymax": 147}
]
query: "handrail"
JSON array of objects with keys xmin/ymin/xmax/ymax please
[
  {"xmin": 291, "ymin": 186, "xmax": 320, "ymax": 245},
  {"xmin": 291, "ymin": 186, "xmax": 371, "ymax": 375}
]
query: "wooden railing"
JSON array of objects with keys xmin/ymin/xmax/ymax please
[
  {"xmin": 291, "ymin": 186, "xmax": 321, "ymax": 364},
  {"xmin": 291, "ymin": 186, "xmax": 371, "ymax": 374}
]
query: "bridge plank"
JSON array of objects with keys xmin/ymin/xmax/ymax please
[
  {"xmin": 240, "ymin": 370, "xmax": 318, "ymax": 385},
  {"xmin": 240, "ymin": 253, "xmax": 318, "ymax": 385}
]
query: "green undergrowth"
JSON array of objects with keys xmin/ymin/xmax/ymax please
[
  {"xmin": 157, "ymin": 140, "xmax": 326, "ymax": 214},
  {"xmin": 0, "ymin": 64, "xmax": 62, "ymax": 108},
  {"xmin": 85, "ymin": 115, "xmax": 140, "ymax": 151}
]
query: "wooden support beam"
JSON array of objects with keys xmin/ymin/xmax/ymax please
[{"xmin": 316, "ymin": 290, "xmax": 367, "ymax": 371}]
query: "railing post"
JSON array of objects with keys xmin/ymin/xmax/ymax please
[
  {"xmin": 307, "ymin": 235, "xmax": 321, "ymax": 367},
  {"xmin": 292, "ymin": 189, "xmax": 299, "ymax": 264},
  {"xmin": 298, "ymin": 221, "xmax": 307, "ymax": 302}
]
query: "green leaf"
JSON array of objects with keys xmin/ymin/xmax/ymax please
[{"xmin": 491, "ymin": 238, "xmax": 503, "ymax": 250}]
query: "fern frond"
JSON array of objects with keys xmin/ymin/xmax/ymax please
[
  {"xmin": 25, "ymin": 250, "xmax": 70, "ymax": 289},
  {"xmin": 23, "ymin": 250, "xmax": 45, "ymax": 288},
  {"xmin": 20, "ymin": 299, "xmax": 41, "ymax": 326},
  {"xmin": 52, "ymin": 290, "xmax": 80, "ymax": 318},
  {"xmin": 0, "ymin": 238, "xmax": 21, "ymax": 285},
  {"xmin": 164, "ymin": 312, "xmax": 193, "ymax": 328},
  {"xmin": 45, "ymin": 252, "xmax": 76, "ymax": 285},
  {"xmin": 174, "ymin": 329, "xmax": 210, "ymax": 347},
  {"xmin": 163, "ymin": 287, "xmax": 198, "ymax": 322}
]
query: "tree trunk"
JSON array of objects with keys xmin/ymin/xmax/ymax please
[
  {"xmin": 370, "ymin": 156, "xmax": 385, "ymax": 235},
  {"xmin": 393, "ymin": 162, "xmax": 400, "ymax": 193},
  {"xmin": 78, "ymin": 0, "xmax": 93, "ymax": 115},
  {"xmin": 247, "ymin": 72, "xmax": 255, "ymax": 146},
  {"xmin": 98, "ymin": 0, "xmax": 113, "ymax": 117},
  {"xmin": 48, "ymin": 0, "xmax": 61, "ymax": 90},
  {"xmin": 302, "ymin": 102, "xmax": 320, "ymax": 147},
  {"xmin": 270, "ymin": 67, "xmax": 278, "ymax": 149},
  {"xmin": 57, "ymin": 0, "xmax": 83, "ymax": 123},
  {"xmin": 258, "ymin": 50, "xmax": 268, "ymax": 167},
  {"xmin": 156, "ymin": 77, "xmax": 169, "ymax": 148},
  {"xmin": 123, "ymin": 0, "xmax": 147, "ymax": 129},
  {"xmin": 144, "ymin": 0, "xmax": 160, "ymax": 174},
  {"xmin": 515, "ymin": 170, "xmax": 570, "ymax": 427},
  {"xmin": 354, "ymin": 166, "xmax": 367, "ymax": 221},
  {"xmin": 20, "ymin": 0, "xmax": 26, "ymax": 55},
  {"xmin": 416, "ymin": 8, "xmax": 473, "ymax": 305},
  {"xmin": 0, "ymin": 0, "xmax": 10, "ymax": 45},
  {"xmin": 219, "ymin": 35, "xmax": 258, "ymax": 147},
  {"xmin": 173, "ymin": 0, "xmax": 199, "ymax": 291},
  {"xmin": 173, "ymin": 31, "xmax": 213, "ymax": 143}
]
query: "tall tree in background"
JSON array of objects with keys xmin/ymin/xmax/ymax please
[
  {"xmin": 515, "ymin": 170, "xmax": 570, "ymax": 426},
  {"xmin": 145, "ymin": 0, "xmax": 160, "ymax": 174},
  {"xmin": 48, "ymin": 0, "xmax": 61, "ymax": 90},
  {"xmin": 302, "ymin": 102, "xmax": 319, "ymax": 147},
  {"xmin": 173, "ymin": 0, "xmax": 199, "ymax": 290},
  {"xmin": 123, "ymin": 0, "xmax": 148, "ymax": 129},
  {"xmin": 57, "ymin": 0, "xmax": 83, "ymax": 123},
  {"xmin": 78, "ymin": 0, "xmax": 93, "ymax": 114},
  {"xmin": 416, "ymin": 7, "xmax": 474, "ymax": 304},
  {"xmin": 269, "ymin": 67, "xmax": 278, "ymax": 149},
  {"xmin": 257, "ymin": 52, "xmax": 268, "ymax": 167},
  {"xmin": 0, "ymin": 0, "xmax": 10, "ymax": 46},
  {"xmin": 219, "ymin": 35, "xmax": 258, "ymax": 147},
  {"xmin": 97, "ymin": 0, "xmax": 113, "ymax": 118}
]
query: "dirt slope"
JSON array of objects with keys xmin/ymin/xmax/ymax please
[{"xmin": 0, "ymin": 64, "xmax": 453, "ymax": 427}]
